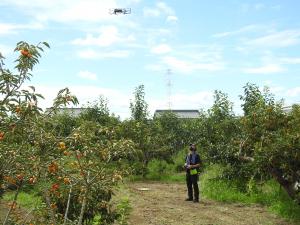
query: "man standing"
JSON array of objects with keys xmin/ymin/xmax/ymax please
[{"xmin": 184, "ymin": 144, "xmax": 201, "ymax": 203}]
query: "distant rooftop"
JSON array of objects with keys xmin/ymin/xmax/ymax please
[
  {"xmin": 282, "ymin": 103, "xmax": 300, "ymax": 113},
  {"xmin": 282, "ymin": 106, "xmax": 292, "ymax": 113},
  {"xmin": 46, "ymin": 107, "xmax": 88, "ymax": 117},
  {"xmin": 154, "ymin": 109, "xmax": 200, "ymax": 119}
]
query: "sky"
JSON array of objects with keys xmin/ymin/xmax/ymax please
[{"xmin": 1, "ymin": 0, "xmax": 300, "ymax": 119}]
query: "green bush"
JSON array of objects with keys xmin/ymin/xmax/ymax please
[
  {"xmin": 172, "ymin": 149, "xmax": 187, "ymax": 172},
  {"xmin": 146, "ymin": 159, "xmax": 174, "ymax": 180},
  {"xmin": 116, "ymin": 197, "xmax": 131, "ymax": 225},
  {"xmin": 200, "ymin": 164, "xmax": 300, "ymax": 223},
  {"xmin": 3, "ymin": 191, "xmax": 43, "ymax": 209}
]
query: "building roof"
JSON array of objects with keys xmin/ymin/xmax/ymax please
[
  {"xmin": 282, "ymin": 106, "xmax": 292, "ymax": 113},
  {"xmin": 154, "ymin": 109, "xmax": 200, "ymax": 119},
  {"xmin": 45, "ymin": 107, "xmax": 88, "ymax": 117},
  {"xmin": 282, "ymin": 103, "xmax": 300, "ymax": 113}
]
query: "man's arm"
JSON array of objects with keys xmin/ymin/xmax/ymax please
[
  {"xmin": 190, "ymin": 155, "xmax": 201, "ymax": 168},
  {"xmin": 190, "ymin": 163, "xmax": 199, "ymax": 169}
]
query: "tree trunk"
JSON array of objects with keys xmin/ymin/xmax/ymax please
[
  {"xmin": 77, "ymin": 191, "xmax": 87, "ymax": 225},
  {"xmin": 44, "ymin": 191, "xmax": 56, "ymax": 224},
  {"xmin": 63, "ymin": 185, "xmax": 73, "ymax": 225},
  {"xmin": 269, "ymin": 166, "xmax": 299, "ymax": 203},
  {"xmin": 3, "ymin": 185, "xmax": 21, "ymax": 225}
]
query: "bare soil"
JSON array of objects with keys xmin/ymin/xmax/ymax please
[
  {"xmin": 0, "ymin": 200, "xmax": 32, "ymax": 224},
  {"xmin": 119, "ymin": 181, "xmax": 295, "ymax": 225}
]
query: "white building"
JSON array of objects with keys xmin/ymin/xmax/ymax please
[
  {"xmin": 45, "ymin": 108, "xmax": 88, "ymax": 117},
  {"xmin": 282, "ymin": 103, "xmax": 299, "ymax": 113},
  {"xmin": 154, "ymin": 109, "xmax": 200, "ymax": 119}
]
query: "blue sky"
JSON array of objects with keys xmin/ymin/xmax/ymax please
[{"xmin": 1, "ymin": 0, "xmax": 300, "ymax": 118}]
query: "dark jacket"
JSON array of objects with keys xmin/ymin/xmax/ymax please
[{"xmin": 185, "ymin": 153, "xmax": 201, "ymax": 174}]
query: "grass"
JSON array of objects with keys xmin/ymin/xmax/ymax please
[
  {"xmin": 116, "ymin": 197, "xmax": 132, "ymax": 225},
  {"xmin": 200, "ymin": 164, "xmax": 300, "ymax": 224},
  {"xmin": 112, "ymin": 183, "xmax": 132, "ymax": 225},
  {"xmin": 131, "ymin": 159, "xmax": 300, "ymax": 224},
  {"xmin": 128, "ymin": 173, "xmax": 185, "ymax": 183},
  {"xmin": 3, "ymin": 191, "xmax": 43, "ymax": 210},
  {"xmin": 128, "ymin": 158, "xmax": 186, "ymax": 183}
]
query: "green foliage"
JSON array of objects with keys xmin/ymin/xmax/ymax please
[
  {"xmin": 172, "ymin": 148, "xmax": 188, "ymax": 172},
  {"xmin": 153, "ymin": 111, "xmax": 185, "ymax": 153},
  {"xmin": 130, "ymin": 85, "xmax": 148, "ymax": 121},
  {"xmin": 211, "ymin": 90, "xmax": 234, "ymax": 119},
  {"xmin": 240, "ymin": 83, "xmax": 264, "ymax": 116},
  {"xmin": 0, "ymin": 42, "xmax": 137, "ymax": 224},
  {"xmin": 50, "ymin": 112, "xmax": 79, "ymax": 137},
  {"xmin": 91, "ymin": 214, "xmax": 103, "ymax": 225},
  {"xmin": 146, "ymin": 159, "xmax": 174, "ymax": 180},
  {"xmin": 3, "ymin": 191, "xmax": 43, "ymax": 209},
  {"xmin": 80, "ymin": 96, "xmax": 120, "ymax": 126},
  {"xmin": 1, "ymin": 41, "xmax": 300, "ymax": 224},
  {"xmin": 201, "ymin": 165, "xmax": 300, "ymax": 223},
  {"xmin": 116, "ymin": 197, "xmax": 131, "ymax": 225}
]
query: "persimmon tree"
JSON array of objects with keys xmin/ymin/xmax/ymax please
[
  {"xmin": 0, "ymin": 42, "xmax": 137, "ymax": 224},
  {"xmin": 203, "ymin": 84, "xmax": 300, "ymax": 203},
  {"xmin": 238, "ymin": 83, "xmax": 300, "ymax": 203}
]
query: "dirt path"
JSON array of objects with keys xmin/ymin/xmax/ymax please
[
  {"xmin": 120, "ymin": 182, "xmax": 294, "ymax": 225},
  {"xmin": 0, "ymin": 200, "xmax": 32, "ymax": 224}
]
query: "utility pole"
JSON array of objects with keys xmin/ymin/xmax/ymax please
[{"xmin": 166, "ymin": 69, "xmax": 172, "ymax": 110}]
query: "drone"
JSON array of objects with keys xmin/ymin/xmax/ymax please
[{"xmin": 109, "ymin": 8, "xmax": 131, "ymax": 15}]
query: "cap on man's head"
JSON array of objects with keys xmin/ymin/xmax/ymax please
[{"xmin": 189, "ymin": 143, "xmax": 196, "ymax": 150}]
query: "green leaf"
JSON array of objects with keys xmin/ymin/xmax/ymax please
[
  {"xmin": 28, "ymin": 86, "xmax": 35, "ymax": 92},
  {"xmin": 42, "ymin": 42, "xmax": 50, "ymax": 48},
  {"xmin": 35, "ymin": 93, "xmax": 45, "ymax": 99}
]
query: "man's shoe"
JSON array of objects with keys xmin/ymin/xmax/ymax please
[
  {"xmin": 193, "ymin": 199, "xmax": 199, "ymax": 203},
  {"xmin": 185, "ymin": 198, "xmax": 193, "ymax": 201}
]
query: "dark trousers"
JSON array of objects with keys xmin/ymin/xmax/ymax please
[{"xmin": 186, "ymin": 173, "xmax": 199, "ymax": 200}]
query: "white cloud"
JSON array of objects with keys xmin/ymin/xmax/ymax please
[
  {"xmin": 215, "ymin": 26, "xmax": 300, "ymax": 51},
  {"xmin": 161, "ymin": 56, "xmax": 224, "ymax": 73},
  {"xmin": 143, "ymin": 1, "xmax": 176, "ymax": 19},
  {"xmin": 0, "ymin": 44, "xmax": 13, "ymax": 56},
  {"xmin": 143, "ymin": 8, "xmax": 160, "ymax": 17},
  {"xmin": 243, "ymin": 64, "xmax": 284, "ymax": 74},
  {"xmin": 271, "ymin": 5, "xmax": 281, "ymax": 10},
  {"xmin": 262, "ymin": 80, "xmax": 285, "ymax": 95},
  {"xmin": 166, "ymin": 15, "xmax": 178, "ymax": 23},
  {"xmin": 0, "ymin": 22, "xmax": 44, "ymax": 35},
  {"xmin": 151, "ymin": 44, "xmax": 172, "ymax": 54},
  {"xmin": 71, "ymin": 26, "xmax": 135, "ymax": 47},
  {"xmin": 247, "ymin": 30, "xmax": 300, "ymax": 47},
  {"xmin": 254, "ymin": 3, "xmax": 265, "ymax": 10},
  {"xmin": 240, "ymin": 3, "xmax": 269, "ymax": 12},
  {"xmin": 0, "ymin": 23, "xmax": 17, "ymax": 35},
  {"xmin": 213, "ymin": 24, "xmax": 263, "ymax": 38},
  {"xmin": 145, "ymin": 64, "xmax": 164, "ymax": 72},
  {"xmin": 126, "ymin": 0, "xmax": 141, "ymax": 3},
  {"xmin": 241, "ymin": 54, "xmax": 300, "ymax": 75},
  {"xmin": 144, "ymin": 28, "xmax": 172, "ymax": 45},
  {"xmin": 32, "ymin": 83, "xmax": 215, "ymax": 119},
  {"xmin": 1, "ymin": 0, "xmax": 119, "ymax": 23},
  {"xmin": 78, "ymin": 71, "xmax": 97, "ymax": 80},
  {"xmin": 77, "ymin": 49, "xmax": 130, "ymax": 59},
  {"xmin": 59, "ymin": 1, "xmax": 117, "ymax": 22},
  {"xmin": 148, "ymin": 91, "xmax": 214, "ymax": 113},
  {"xmin": 280, "ymin": 57, "xmax": 300, "ymax": 64},
  {"xmin": 31, "ymin": 84, "xmax": 131, "ymax": 119},
  {"xmin": 156, "ymin": 2, "xmax": 174, "ymax": 15},
  {"xmin": 147, "ymin": 44, "xmax": 225, "ymax": 74},
  {"xmin": 286, "ymin": 87, "xmax": 300, "ymax": 97}
]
